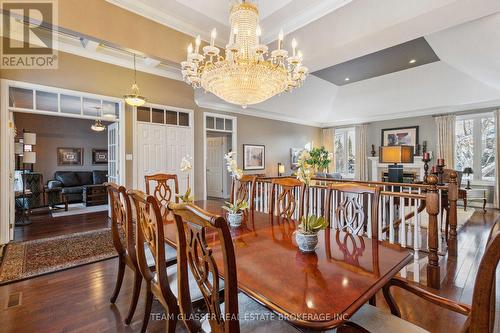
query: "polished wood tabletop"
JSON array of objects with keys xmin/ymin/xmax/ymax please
[{"xmin": 163, "ymin": 200, "xmax": 413, "ymax": 330}]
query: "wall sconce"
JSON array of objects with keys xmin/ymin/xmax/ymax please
[{"xmin": 278, "ymin": 163, "xmax": 285, "ymax": 177}]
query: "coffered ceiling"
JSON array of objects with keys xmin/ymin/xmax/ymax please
[{"xmin": 91, "ymin": 1, "xmax": 500, "ymax": 126}]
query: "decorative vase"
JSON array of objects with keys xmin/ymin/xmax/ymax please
[
  {"xmin": 295, "ymin": 231, "xmax": 318, "ymax": 253},
  {"xmin": 227, "ymin": 212, "xmax": 243, "ymax": 227}
]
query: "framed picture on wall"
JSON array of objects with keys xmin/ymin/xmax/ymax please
[
  {"xmin": 290, "ymin": 147, "xmax": 306, "ymax": 170},
  {"xmin": 57, "ymin": 147, "xmax": 83, "ymax": 166},
  {"xmin": 243, "ymin": 144, "xmax": 265, "ymax": 170},
  {"xmin": 381, "ymin": 126, "xmax": 419, "ymax": 150},
  {"xmin": 92, "ymin": 149, "xmax": 108, "ymax": 164}
]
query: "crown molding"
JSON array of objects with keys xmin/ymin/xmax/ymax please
[
  {"xmin": 321, "ymin": 99, "xmax": 500, "ymax": 127},
  {"xmin": 195, "ymin": 97, "xmax": 324, "ymax": 128}
]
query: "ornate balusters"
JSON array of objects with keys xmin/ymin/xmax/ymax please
[{"xmin": 426, "ymin": 175, "xmax": 440, "ymax": 289}]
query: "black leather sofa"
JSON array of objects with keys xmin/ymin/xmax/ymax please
[{"xmin": 47, "ymin": 170, "xmax": 108, "ymax": 203}]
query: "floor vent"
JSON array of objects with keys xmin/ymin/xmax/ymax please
[{"xmin": 6, "ymin": 292, "xmax": 22, "ymax": 308}]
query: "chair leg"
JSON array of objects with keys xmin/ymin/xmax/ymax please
[
  {"xmin": 140, "ymin": 289, "xmax": 154, "ymax": 333},
  {"xmin": 166, "ymin": 308, "xmax": 179, "ymax": 333},
  {"xmin": 369, "ymin": 295, "xmax": 376, "ymax": 306},
  {"xmin": 110, "ymin": 258, "xmax": 125, "ymax": 303},
  {"xmin": 125, "ymin": 270, "xmax": 142, "ymax": 325}
]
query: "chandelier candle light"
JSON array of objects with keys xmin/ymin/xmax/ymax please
[{"xmin": 181, "ymin": 1, "xmax": 307, "ymax": 108}]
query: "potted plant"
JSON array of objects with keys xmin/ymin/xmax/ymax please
[
  {"xmin": 222, "ymin": 199, "xmax": 249, "ymax": 227},
  {"xmin": 295, "ymin": 215, "xmax": 327, "ymax": 252},
  {"xmin": 306, "ymin": 146, "xmax": 332, "ymax": 174},
  {"xmin": 295, "ymin": 150, "xmax": 328, "ymax": 252}
]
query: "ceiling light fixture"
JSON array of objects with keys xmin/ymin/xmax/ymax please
[
  {"xmin": 181, "ymin": 0, "xmax": 307, "ymax": 108},
  {"xmin": 124, "ymin": 54, "xmax": 146, "ymax": 107},
  {"xmin": 345, "ymin": 77, "xmax": 350, "ymax": 81},
  {"xmin": 409, "ymin": 59, "xmax": 417, "ymax": 64},
  {"xmin": 91, "ymin": 119, "xmax": 106, "ymax": 132}
]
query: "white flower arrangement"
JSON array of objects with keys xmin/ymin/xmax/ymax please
[
  {"xmin": 296, "ymin": 150, "xmax": 313, "ymax": 186},
  {"xmin": 178, "ymin": 155, "xmax": 193, "ymax": 203},
  {"xmin": 180, "ymin": 155, "xmax": 192, "ymax": 173},
  {"xmin": 224, "ymin": 151, "xmax": 243, "ymax": 180}
]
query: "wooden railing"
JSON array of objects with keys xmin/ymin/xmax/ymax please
[{"xmin": 236, "ymin": 173, "xmax": 459, "ymax": 289}]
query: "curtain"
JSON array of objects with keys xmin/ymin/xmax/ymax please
[
  {"xmin": 494, "ymin": 109, "xmax": 500, "ymax": 208},
  {"xmin": 355, "ymin": 124, "xmax": 368, "ymax": 180},
  {"xmin": 322, "ymin": 128, "xmax": 335, "ymax": 172},
  {"xmin": 435, "ymin": 115, "xmax": 456, "ymax": 166}
]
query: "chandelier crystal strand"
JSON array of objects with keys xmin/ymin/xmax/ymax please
[{"xmin": 181, "ymin": 1, "xmax": 307, "ymax": 108}]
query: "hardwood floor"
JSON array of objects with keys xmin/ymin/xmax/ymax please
[{"xmin": 1, "ymin": 208, "xmax": 498, "ymax": 332}]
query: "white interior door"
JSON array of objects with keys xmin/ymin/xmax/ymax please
[
  {"xmin": 206, "ymin": 136, "xmax": 225, "ymax": 198},
  {"xmin": 166, "ymin": 126, "xmax": 193, "ymax": 195},
  {"xmin": 137, "ymin": 123, "xmax": 167, "ymax": 191},
  {"xmin": 107, "ymin": 122, "xmax": 119, "ymax": 184}
]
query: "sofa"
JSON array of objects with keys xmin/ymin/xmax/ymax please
[
  {"xmin": 47, "ymin": 170, "xmax": 108, "ymax": 203},
  {"xmin": 315, "ymin": 172, "xmax": 343, "ymax": 179}
]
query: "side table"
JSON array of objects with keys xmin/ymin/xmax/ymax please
[
  {"xmin": 464, "ymin": 188, "xmax": 487, "ymax": 212},
  {"xmin": 83, "ymin": 184, "xmax": 108, "ymax": 206}
]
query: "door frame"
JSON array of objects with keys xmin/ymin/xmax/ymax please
[
  {"xmin": 203, "ymin": 112, "xmax": 237, "ymax": 200},
  {"xmin": 0, "ymin": 79, "xmax": 125, "ymax": 245},
  {"xmin": 132, "ymin": 102, "xmax": 194, "ymax": 191}
]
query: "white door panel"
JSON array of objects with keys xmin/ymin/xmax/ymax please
[
  {"xmin": 207, "ymin": 136, "xmax": 225, "ymax": 198},
  {"xmin": 137, "ymin": 123, "xmax": 167, "ymax": 191},
  {"xmin": 108, "ymin": 122, "xmax": 119, "ymax": 184}
]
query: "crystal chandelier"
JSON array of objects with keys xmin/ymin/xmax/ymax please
[{"xmin": 181, "ymin": 1, "xmax": 307, "ymax": 108}]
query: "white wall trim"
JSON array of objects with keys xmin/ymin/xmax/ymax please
[
  {"xmin": 203, "ymin": 112, "xmax": 237, "ymax": 200},
  {"xmin": 0, "ymin": 79, "xmax": 126, "ymax": 244}
]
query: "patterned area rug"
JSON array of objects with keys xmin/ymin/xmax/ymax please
[{"xmin": 0, "ymin": 228, "xmax": 117, "ymax": 285}]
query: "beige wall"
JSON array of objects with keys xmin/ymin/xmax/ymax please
[{"xmin": 1, "ymin": 51, "xmax": 321, "ymax": 198}]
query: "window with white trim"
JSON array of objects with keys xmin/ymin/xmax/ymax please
[
  {"xmin": 455, "ymin": 113, "xmax": 496, "ymax": 182},
  {"xmin": 334, "ymin": 127, "xmax": 355, "ymax": 178}
]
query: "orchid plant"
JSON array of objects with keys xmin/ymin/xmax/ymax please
[
  {"xmin": 224, "ymin": 151, "xmax": 243, "ymax": 180},
  {"xmin": 222, "ymin": 199, "xmax": 249, "ymax": 215},
  {"xmin": 177, "ymin": 155, "xmax": 193, "ymax": 203}
]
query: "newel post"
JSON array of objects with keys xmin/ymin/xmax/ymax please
[
  {"xmin": 448, "ymin": 171, "xmax": 458, "ymax": 257},
  {"xmin": 426, "ymin": 175, "xmax": 441, "ymax": 289}
]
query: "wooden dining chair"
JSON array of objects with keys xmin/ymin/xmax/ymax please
[
  {"xmin": 270, "ymin": 178, "xmax": 306, "ymax": 219},
  {"xmin": 230, "ymin": 175, "xmax": 257, "ymax": 211},
  {"xmin": 129, "ymin": 190, "xmax": 211, "ymax": 333},
  {"xmin": 362, "ymin": 222, "xmax": 500, "ymax": 333},
  {"xmin": 145, "ymin": 173, "xmax": 179, "ymax": 207},
  {"xmin": 168, "ymin": 202, "xmax": 301, "ymax": 333},
  {"xmin": 325, "ymin": 183, "xmax": 381, "ymax": 240},
  {"xmin": 106, "ymin": 182, "xmax": 143, "ymax": 325}
]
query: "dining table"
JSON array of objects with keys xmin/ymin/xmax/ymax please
[{"xmin": 163, "ymin": 199, "xmax": 413, "ymax": 331}]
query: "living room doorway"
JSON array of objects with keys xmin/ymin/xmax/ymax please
[{"xmin": 0, "ymin": 79, "xmax": 125, "ymax": 244}]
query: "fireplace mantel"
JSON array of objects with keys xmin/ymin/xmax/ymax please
[{"xmin": 368, "ymin": 152, "xmax": 433, "ymax": 182}]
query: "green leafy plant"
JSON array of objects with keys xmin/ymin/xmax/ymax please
[
  {"xmin": 176, "ymin": 188, "xmax": 193, "ymax": 203},
  {"xmin": 222, "ymin": 199, "xmax": 249, "ymax": 214},
  {"xmin": 299, "ymin": 215, "xmax": 328, "ymax": 234},
  {"xmin": 306, "ymin": 146, "xmax": 332, "ymax": 172}
]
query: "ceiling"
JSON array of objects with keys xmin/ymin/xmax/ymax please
[
  {"xmin": 313, "ymin": 37, "xmax": 440, "ymax": 86},
  {"xmin": 99, "ymin": 0, "xmax": 500, "ymax": 127}
]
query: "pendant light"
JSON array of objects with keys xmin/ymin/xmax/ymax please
[
  {"xmin": 91, "ymin": 119, "xmax": 106, "ymax": 132},
  {"xmin": 124, "ymin": 53, "xmax": 146, "ymax": 106}
]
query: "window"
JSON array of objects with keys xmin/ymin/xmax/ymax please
[
  {"xmin": 334, "ymin": 127, "xmax": 355, "ymax": 178},
  {"xmin": 455, "ymin": 113, "xmax": 496, "ymax": 182}
]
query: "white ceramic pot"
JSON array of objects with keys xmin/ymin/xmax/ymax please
[
  {"xmin": 295, "ymin": 231, "xmax": 318, "ymax": 253},
  {"xmin": 227, "ymin": 212, "xmax": 243, "ymax": 227}
]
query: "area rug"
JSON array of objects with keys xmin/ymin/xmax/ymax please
[
  {"xmin": 51, "ymin": 203, "xmax": 108, "ymax": 218},
  {"xmin": 0, "ymin": 228, "xmax": 116, "ymax": 285}
]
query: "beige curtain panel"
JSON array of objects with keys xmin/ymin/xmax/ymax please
[
  {"xmin": 322, "ymin": 127, "xmax": 335, "ymax": 172},
  {"xmin": 435, "ymin": 115, "xmax": 456, "ymax": 166},
  {"xmin": 355, "ymin": 124, "xmax": 368, "ymax": 181},
  {"xmin": 494, "ymin": 109, "xmax": 500, "ymax": 208}
]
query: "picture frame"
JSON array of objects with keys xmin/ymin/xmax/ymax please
[
  {"xmin": 243, "ymin": 144, "xmax": 265, "ymax": 170},
  {"xmin": 57, "ymin": 147, "xmax": 83, "ymax": 166},
  {"xmin": 290, "ymin": 147, "xmax": 306, "ymax": 170},
  {"xmin": 381, "ymin": 126, "xmax": 419, "ymax": 152},
  {"xmin": 92, "ymin": 149, "xmax": 108, "ymax": 165}
]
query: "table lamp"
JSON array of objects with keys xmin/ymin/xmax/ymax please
[
  {"xmin": 379, "ymin": 145, "xmax": 414, "ymax": 183},
  {"xmin": 463, "ymin": 167, "xmax": 473, "ymax": 189},
  {"xmin": 278, "ymin": 163, "xmax": 285, "ymax": 177}
]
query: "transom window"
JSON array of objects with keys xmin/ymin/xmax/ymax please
[
  {"xmin": 334, "ymin": 127, "xmax": 356, "ymax": 178},
  {"xmin": 455, "ymin": 113, "xmax": 495, "ymax": 182},
  {"xmin": 136, "ymin": 106, "xmax": 190, "ymax": 127}
]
